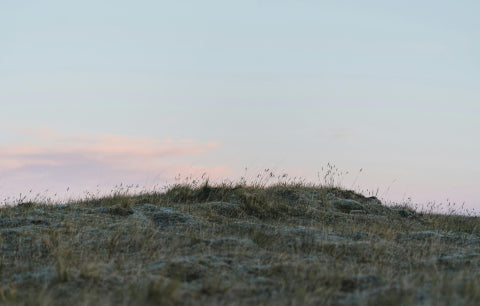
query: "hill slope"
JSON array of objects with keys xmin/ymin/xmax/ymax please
[{"xmin": 1, "ymin": 183, "xmax": 479, "ymax": 305}]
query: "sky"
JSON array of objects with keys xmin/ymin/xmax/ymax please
[{"xmin": 1, "ymin": 1, "xmax": 479, "ymax": 212}]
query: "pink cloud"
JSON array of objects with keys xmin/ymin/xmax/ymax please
[
  {"xmin": 0, "ymin": 134, "xmax": 220, "ymax": 171},
  {"xmin": 0, "ymin": 127, "xmax": 230, "ymax": 203}
]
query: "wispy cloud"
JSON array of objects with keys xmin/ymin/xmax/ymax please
[
  {"xmin": 318, "ymin": 128, "xmax": 354, "ymax": 140},
  {"xmin": 0, "ymin": 135, "xmax": 220, "ymax": 172},
  {"xmin": 0, "ymin": 126, "xmax": 230, "ymax": 201}
]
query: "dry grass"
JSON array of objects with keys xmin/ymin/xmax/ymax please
[{"xmin": 1, "ymin": 175, "xmax": 479, "ymax": 305}]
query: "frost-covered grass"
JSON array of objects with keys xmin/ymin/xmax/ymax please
[{"xmin": 1, "ymin": 176, "xmax": 479, "ymax": 305}]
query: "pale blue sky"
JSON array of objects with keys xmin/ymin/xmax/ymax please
[{"xmin": 1, "ymin": 1, "xmax": 479, "ymax": 211}]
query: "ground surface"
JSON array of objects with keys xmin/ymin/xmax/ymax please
[{"xmin": 1, "ymin": 183, "xmax": 479, "ymax": 305}]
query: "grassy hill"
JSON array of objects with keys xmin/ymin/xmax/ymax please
[{"xmin": 1, "ymin": 180, "xmax": 479, "ymax": 305}]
